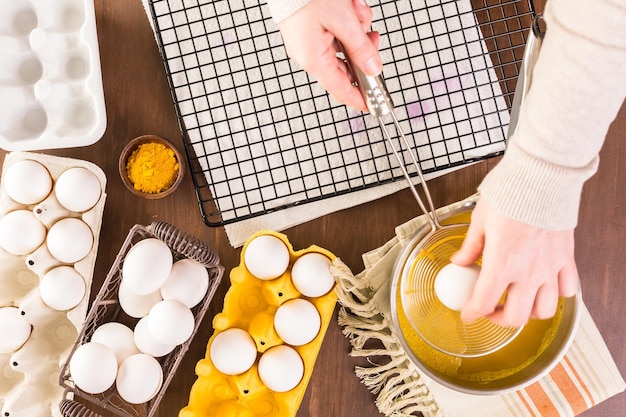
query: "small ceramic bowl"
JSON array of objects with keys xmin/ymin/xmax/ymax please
[{"xmin": 118, "ymin": 135, "xmax": 185, "ymax": 199}]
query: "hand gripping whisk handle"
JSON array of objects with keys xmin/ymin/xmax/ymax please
[{"xmin": 345, "ymin": 60, "xmax": 395, "ymax": 118}]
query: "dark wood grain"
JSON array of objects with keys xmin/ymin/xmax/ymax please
[{"xmin": 1, "ymin": 0, "xmax": 623, "ymax": 416}]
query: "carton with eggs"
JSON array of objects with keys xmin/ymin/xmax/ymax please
[
  {"xmin": 58, "ymin": 222, "xmax": 224, "ymax": 417},
  {"xmin": 0, "ymin": 0, "xmax": 106, "ymax": 151},
  {"xmin": 179, "ymin": 230, "xmax": 337, "ymax": 417},
  {"xmin": 0, "ymin": 151, "xmax": 106, "ymax": 417}
]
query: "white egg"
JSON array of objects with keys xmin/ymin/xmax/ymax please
[
  {"xmin": 121, "ymin": 238, "xmax": 173, "ymax": 295},
  {"xmin": 0, "ymin": 307, "xmax": 32, "ymax": 353},
  {"xmin": 69, "ymin": 342, "xmax": 118, "ymax": 394},
  {"xmin": 273, "ymin": 298, "xmax": 321, "ymax": 346},
  {"xmin": 133, "ymin": 316, "xmax": 176, "ymax": 358},
  {"xmin": 0, "ymin": 210, "xmax": 46, "ymax": 255},
  {"xmin": 39, "ymin": 266, "xmax": 86, "ymax": 311},
  {"xmin": 3, "ymin": 159, "xmax": 52, "ymax": 205},
  {"xmin": 54, "ymin": 167, "xmax": 102, "ymax": 212},
  {"xmin": 91, "ymin": 322, "xmax": 140, "ymax": 365},
  {"xmin": 209, "ymin": 328, "xmax": 257, "ymax": 375},
  {"xmin": 291, "ymin": 252, "xmax": 334, "ymax": 297},
  {"xmin": 160, "ymin": 258, "xmax": 209, "ymax": 308},
  {"xmin": 147, "ymin": 300, "xmax": 195, "ymax": 346},
  {"xmin": 118, "ymin": 281, "xmax": 162, "ymax": 319},
  {"xmin": 258, "ymin": 345, "xmax": 304, "ymax": 392},
  {"xmin": 116, "ymin": 353, "xmax": 163, "ymax": 404},
  {"xmin": 434, "ymin": 263, "xmax": 481, "ymax": 311},
  {"xmin": 46, "ymin": 217, "xmax": 93, "ymax": 263},
  {"xmin": 244, "ymin": 234, "xmax": 290, "ymax": 280}
]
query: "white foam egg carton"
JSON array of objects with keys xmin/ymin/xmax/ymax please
[
  {"xmin": 0, "ymin": 151, "xmax": 106, "ymax": 417},
  {"xmin": 0, "ymin": 0, "xmax": 106, "ymax": 151}
]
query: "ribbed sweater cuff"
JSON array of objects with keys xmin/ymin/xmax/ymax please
[
  {"xmin": 266, "ymin": 0, "xmax": 311, "ymax": 23},
  {"xmin": 477, "ymin": 141, "xmax": 599, "ymax": 230}
]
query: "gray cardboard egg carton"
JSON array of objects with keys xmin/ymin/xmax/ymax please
[{"xmin": 0, "ymin": 0, "xmax": 106, "ymax": 151}]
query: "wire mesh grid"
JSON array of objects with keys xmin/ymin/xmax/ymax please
[{"xmin": 148, "ymin": 0, "xmax": 535, "ymax": 226}]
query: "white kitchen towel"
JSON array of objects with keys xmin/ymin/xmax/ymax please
[{"xmin": 142, "ymin": 0, "xmax": 510, "ymax": 247}]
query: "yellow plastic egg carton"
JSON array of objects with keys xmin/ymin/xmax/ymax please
[{"xmin": 180, "ymin": 230, "xmax": 337, "ymax": 417}]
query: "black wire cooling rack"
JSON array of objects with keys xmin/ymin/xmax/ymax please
[{"xmin": 148, "ymin": 0, "xmax": 536, "ymax": 226}]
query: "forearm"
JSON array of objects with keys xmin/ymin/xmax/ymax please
[
  {"xmin": 265, "ymin": 0, "xmax": 311, "ymax": 22},
  {"xmin": 479, "ymin": 0, "xmax": 626, "ymax": 229}
]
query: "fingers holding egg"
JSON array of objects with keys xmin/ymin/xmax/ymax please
[{"xmin": 434, "ymin": 263, "xmax": 481, "ymax": 311}]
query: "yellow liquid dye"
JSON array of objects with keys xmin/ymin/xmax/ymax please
[{"xmin": 397, "ymin": 289, "xmax": 563, "ymax": 383}]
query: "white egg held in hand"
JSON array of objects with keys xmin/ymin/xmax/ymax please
[
  {"xmin": 0, "ymin": 210, "xmax": 46, "ymax": 255},
  {"xmin": 91, "ymin": 322, "xmax": 140, "ymax": 365},
  {"xmin": 116, "ymin": 353, "xmax": 163, "ymax": 404},
  {"xmin": 0, "ymin": 307, "xmax": 32, "ymax": 353},
  {"xmin": 258, "ymin": 345, "xmax": 304, "ymax": 392},
  {"xmin": 39, "ymin": 266, "xmax": 86, "ymax": 311},
  {"xmin": 434, "ymin": 263, "xmax": 481, "ymax": 311},
  {"xmin": 209, "ymin": 328, "xmax": 257, "ymax": 375},
  {"xmin": 244, "ymin": 235, "xmax": 290, "ymax": 280},
  {"xmin": 46, "ymin": 217, "xmax": 93, "ymax": 263},
  {"xmin": 3, "ymin": 159, "xmax": 52, "ymax": 205},
  {"xmin": 273, "ymin": 298, "xmax": 321, "ymax": 346},
  {"xmin": 122, "ymin": 238, "xmax": 173, "ymax": 295},
  {"xmin": 69, "ymin": 342, "xmax": 118, "ymax": 394},
  {"xmin": 54, "ymin": 167, "xmax": 102, "ymax": 212},
  {"xmin": 148, "ymin": 300, "xmax": 195, "ymax": 346},
  {"xmin": 133, "ymin": 316, "xmax": 176, "ymax": 358},
  {"xmin": 160, "ymin": 258, "xmax": 209, "ymax": 308},
  {"xmin": 291, "ymin": 252, "xmax": 334, "ymax": 297}
]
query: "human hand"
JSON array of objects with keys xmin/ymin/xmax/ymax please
[
  {"xmin": 276, "ymin": 0, "xmax": 383, "ymax": 112},
  {"xmin": 451, "ymin": 198, "xmax": 580, "ymax": 328}
]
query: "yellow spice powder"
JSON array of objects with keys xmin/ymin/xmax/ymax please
[{"xmin": 126, "ymin": 142, "xmax": 179, "ymax": 194}]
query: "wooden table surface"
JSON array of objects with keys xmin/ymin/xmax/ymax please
[{"xmin": 2, "ymin": 1, "xmax": 624, "ymax": 416}]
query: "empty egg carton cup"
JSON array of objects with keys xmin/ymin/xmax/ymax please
[
  {"xmin": 0, "ymin": 151, "xmax": 107, "ymax": 417},
  {"xmin": 0, "ymin": 0, "xmax": 106, "ymax": 151},
  {"xmin": 58, "ymin": 222, "xmax": 224, "ymax": 417}
]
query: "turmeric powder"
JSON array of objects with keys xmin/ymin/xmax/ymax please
[{"xmin": 126, "ymin": 142, "xmax": 179, "ymax": 194}]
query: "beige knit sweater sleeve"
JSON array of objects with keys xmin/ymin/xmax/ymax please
[
  {"xmin": 266, "ymin": 0, "xmax": 626, "ymax": 230},
  {"xmin": 478, "ymin": 0, "xmax": 626, "ymax": 229}
]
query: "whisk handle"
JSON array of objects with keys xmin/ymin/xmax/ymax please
[{"xmin": 345, "ymin": 61, "xmax": 395, "ymax": 117}]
